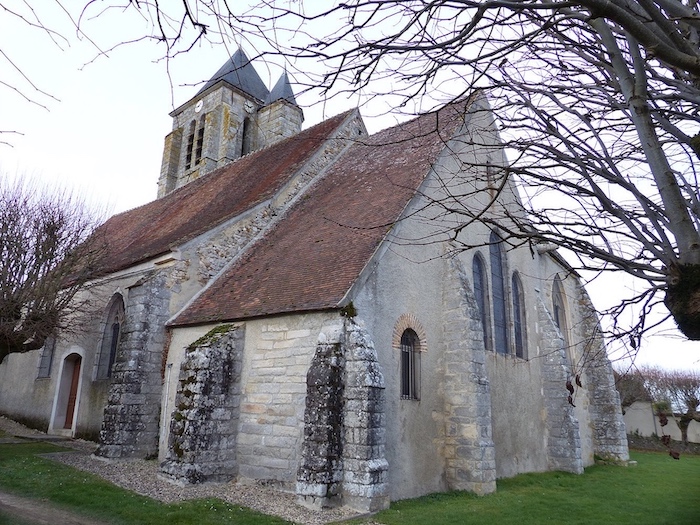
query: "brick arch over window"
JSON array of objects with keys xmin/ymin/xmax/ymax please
[{"xmin": 391, "ymin": 313, "xmax": 427, "ymax": 352}]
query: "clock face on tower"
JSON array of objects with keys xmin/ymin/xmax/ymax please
[
  {"xmin": 195, "ymin": 100, "xmax": 204, "ymax": 113},
  {"xmin": 244, "ymin": 101, "xmax": 255, "ymax": 113}
]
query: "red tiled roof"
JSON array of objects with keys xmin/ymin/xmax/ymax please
[
  {"xmin": 88, "ymin": 111, "xmax": 354, "ymax": 276},
  {"xmin": 172, "ymin": 98, "xmax": 474, "ymax": 326}
]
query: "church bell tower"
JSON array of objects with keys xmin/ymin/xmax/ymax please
[{"xmin": 157, "ymin": 49, "xmax": 304, "ymax": 197}]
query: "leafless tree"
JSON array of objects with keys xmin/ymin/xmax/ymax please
[
  {"xmin": 0, "ymin": 175, "xmax": 103, "ymax": 364},
  {"xmin": 613, "ymin": 367, "xmax": 651, "ymax": 414},
  {"xmin": 643, "ymin": 366, "xmax": 700, "ymax": 445},
  {"xmin": 3, "ymin": 1, "xmax": 700, "ymax": 345},
  {"xmin": 238, "ymin": 0, "xmax": 700, "ymax": 345}
]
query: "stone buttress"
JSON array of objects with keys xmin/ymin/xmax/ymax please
[
  {"xmin": 160, "ymin": 325, "xmax": 244, "ymax": 483},
  {"xmin": 440, "ymin": 255, "xmax": 497, "ymax": 494},
  {"xmin": 574, "ymin": 284, "xmax": 630, "ymax": 462},
  {"xmin": 537, "ymin": 295, "xmax": 584, "ymax": 474},
  {"xmin": 95, "ymin": 271, "xmax": 171, "ymax": 459},
  {"xmin": 297, "ymin": 319, "xmax": 389, "ymax": 512}
]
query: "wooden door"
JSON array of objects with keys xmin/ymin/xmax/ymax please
[{"xmin": 64, "ymin": 356, "xmax": 81, "ymax": 429}]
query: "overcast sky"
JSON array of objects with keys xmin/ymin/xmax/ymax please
[{"xmin": 1, "ymin": 3, "xmax": 698, "ymax": 372}]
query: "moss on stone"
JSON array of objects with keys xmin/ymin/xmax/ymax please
[
  {"xmin": 340, "ymin": 302, "xmax": 357, "ymax": 318},
  {"xmin": 188, "ymin": 324, "xmax": 235, "ymax": 350}
]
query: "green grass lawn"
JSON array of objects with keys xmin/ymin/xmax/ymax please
[
  {"xmin": 364, "ymin": 451, "xmax": 700, "ymax": 525},
  {"xmin": 1, "ymin": 441, "xmax": 698, "ymax": 525},
  {"xmin": 0, "ymin": 442, "xmax": 290, "ymax": 524}
]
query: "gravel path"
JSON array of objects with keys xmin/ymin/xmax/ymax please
[{"xmin": 0, "ymin": 417, "xmax": 368, "ymax": 525}]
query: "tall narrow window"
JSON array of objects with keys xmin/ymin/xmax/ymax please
[
  {"xmin": 194, "ymin": 114, "xmax": 205, "ymax": 165},
  {"xmin": 473, "ymin": 253, "xmax": 492, "ymax": 351},
  {"xmin": 512, "ymin": 273, "xmax": 526, "ymax": 359},
  {"xmin": 489, "ymin": 231, "xmax": 508, "ymax": 354},
  {"xmin": 185, "ymin": 120, "xmax": 196, "ymax": 170},
  {"xmin": 400, "ymin": 328, "xmax": 420, "ymax": 400},
  {"xmin": 552, "ymin": 276, "xmax": 570, "ymax": 348},
  {"xmin": 37, "ymin": 335, "xmax": 56, "ymax": 379},
  {"xmin": 241, "ymin": 117, "xmax": 252, "ymax": 156},
  {"xmin": 96, "ymin": 295, "xmax": 125, "ymax": 380}
]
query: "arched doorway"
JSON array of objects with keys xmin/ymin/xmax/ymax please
[{"xmin": 50, "ymin": 353, "xmax": 82, "ymax": 435}]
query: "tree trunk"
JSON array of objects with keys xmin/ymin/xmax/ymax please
[
  {"xmin": 677, "ymin": 416, "xmax": 691, "ymax": 446},
  {"xmin": 664, "ymin": 264, "xmax": 700, "ymax": 340}
]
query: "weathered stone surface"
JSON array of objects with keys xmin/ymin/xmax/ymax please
[
  {"xmin": 440, "ymin": 255, "xmax": 497, "ymax": 495},
  {"xmin": 340, "ymin": 320, "xmax": 388, "ymax": 513},
  {"xmin": 537, "ymin": 296, "xmax": 584, "ymax": 474},
  {"xmin": 296, "ymin": 324, "xmax": 346, "ymax": 509},
  {"xmin": 160, "ymin": 325, "xmax": 244, "ymax": 483},
  {"xmin": 95, "ymin": 271, "xmax": 171, "ymax": 459},
  {"xmin": 296, "ymin": 319, "xmax": 388, "ymax": 512},
  {"xmin": 574, "ymin": 284, "xmax": 630, "ymax": 463}
]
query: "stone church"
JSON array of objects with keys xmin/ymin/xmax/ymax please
[{"xmin": 0, "ymin": 50, "xmax": 629, "ymax": 512}]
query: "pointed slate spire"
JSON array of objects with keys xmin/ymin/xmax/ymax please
[
  {"xmin": 197, "ymin": 49, "xmax": 269, "ymax": 102},
  {"xmin": 267, "ymin": 71, "xmax": 298, "ymax": 106}
]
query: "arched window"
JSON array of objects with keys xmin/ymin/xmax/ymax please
[
  {"xmin": 400, "ymin": 328, "xmax": 420, "ymax": 400},
  {"xmin": 241, "ymin": 117, "xmax": 253, "ymax": 156},
  {"xmin": 489, "ymin": 231, "xmax": 508, "ymax": 354},
  {"xmin": 473, "ymin": 253, "xmax": 492, "ymax": 351},
  {"xmin": 184, "ymin": 115, "xmax": 206, "ymax": 170},
  {"xmin": 512, "ymin": 273, "xmax": 526, "ymax": 359},
  {"xmin": 185, "ymin": 120, "xmax": 196, "ymax": 170},
  {"xmin": 194, "ymin": 114, "xmax": 206, "ymax": 165},
  {"xmin": 552, "ymin": 276, "xmax": 570, "ymax": 347},
  {"xmin": 96, "ymin": 295, "xmax": 125, "ymax": 380},
  {"xmin": 36, "ymin": 335, "xmax": 56, "ymax": 379}
]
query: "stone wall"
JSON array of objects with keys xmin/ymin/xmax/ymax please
[
  {"xmin": 96, "ymin": 270, "xmax": 171, "ymax": 459},
  {"xmin": 235, "ymin": 321, "xmax": 319, "ymax": 485},
  {"xmin": 161, "ymin": 325, "xmax": 244, "ymax": 483},
  {"xmin": 257, "ymin": 100, "xmax": 304, "ymax": 148},
  {"xmin": 624, "ymin": 401, "xmax": 700, "ymax": 443}
]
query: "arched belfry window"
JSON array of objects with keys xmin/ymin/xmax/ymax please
[
  {"xmin": 185, "ymin": 120, "xmax": 196, "ymax": 170},
  {"xmin": 512, "ymin": 272, "xmax": 526, "ymax": 358},
  {"xmin": 194, "ymin": 114, "xmax": 206, "ymax": 165},
  {"xmin": 400, "ymin": 329, "xmax": 420, "ymax": 400},
  {"xmin": 241, "ymin": 117, "xmax": 253, "ymax": 156},
  {"xmin": 473, "ymin": 253, "xmax": 492, "ymax": 351},
  {"xmin": 489, "ymin": 231, "xmax": 508, "ymax": 354},
  {"xmin": 552, "ymin": 275, "xmax": 570, "ymax": 348},
  {"xmin": 185, "ymin": 115, "xmax": 206, "ymax": 170},
  {"xmin": 95, "ymin": 295, "xmax": 125, "ymax": 380}
]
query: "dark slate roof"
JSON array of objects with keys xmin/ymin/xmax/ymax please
[
  {"xmin": 196, "ymin": 49, "xmax": 270, "ymax": 101},
  {"xmin": 172, "ymin": 98, "xmax": 475, "ymax": 326},
  {"xmin": 267, "ymin": 72, "xmax": 297, "ymax": 106},
  {"xmin": 88, "ymin": 111, "xmax": 354, "ymax": 277}
]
